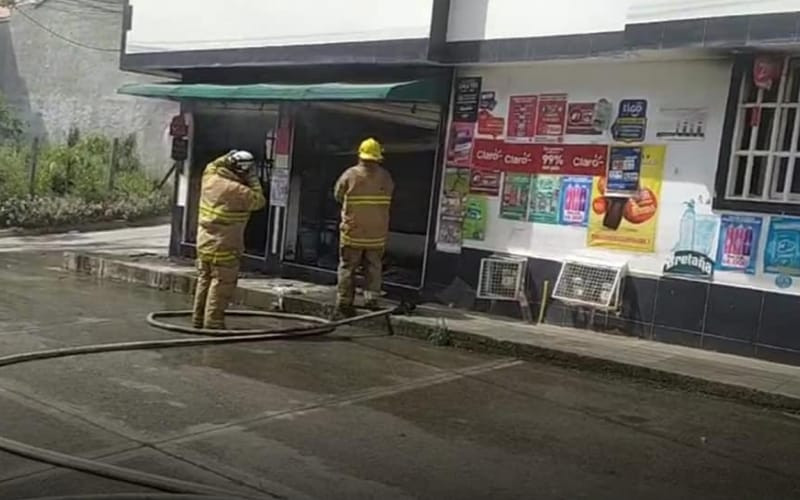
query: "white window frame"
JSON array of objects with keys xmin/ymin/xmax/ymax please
[{"xmin": 725, "ymin": 55, "xmax": 800, "ymax": 205}]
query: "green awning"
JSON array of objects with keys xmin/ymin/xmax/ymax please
[{"xmin": 118, "ymin": 80, "xmax": 446, "ymax": 104}]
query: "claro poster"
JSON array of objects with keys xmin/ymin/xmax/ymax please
[{"xmin": 587, "ymin": 145, "xmax": 665, "ymax": 252}]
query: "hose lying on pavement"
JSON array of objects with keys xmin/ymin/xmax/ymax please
[{"xmin": 0, "ymin": 307, "xmax": 398, "ymax": 499}]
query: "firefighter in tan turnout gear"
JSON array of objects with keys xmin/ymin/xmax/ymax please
[
  {"xmin": 334, "ymin": 138, "xmax": 395, "ymax": 317},
  {"xmin": 192, "ymin": 151, "xmax": 266, "ymax": 329}
]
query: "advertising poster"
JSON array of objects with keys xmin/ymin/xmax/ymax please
[
  {"xmin": 587, "ymin": 145, "xmax": 665, "ymax": 252},
  {"xmin": 507, "ymin": 95, "xmax": 539, "ymax": 142},
  {"xmin": 478, "ymin": 110, "xmax": 505, "ymax": 137},
  {"xmin": 765, "ymin": 217, "xmax": 800, "ymax": 276},
  {"xmin": 559, "ymin": 176, "xmax": 593, "ymax": 227},
  {"xmin": 500, "ymin": 173, "xmax": 531, "ymax": 221},
  {"xmin": 606, "ymin": 147, "xmax": 643, "ymax": 195},
  {"xmin": 454, "ymin": 77, "xmax": 482, "ymax": 123},
  {"xmin": 463, "ymin": 195, "xmax": 488, "ymax": 241},
  {"xmin": 269, "ymin": 168, "xmax": 290, "ymax": 207},
  {"xmin": 535, "ymin": 93, "xmax": 567, "ymax": 143},
  {"xmin": 664, "ymin": 201, "xmax": 719, "ymax": 280},
  {"xmin": 656, "ymin": 107, "xmax": 708, "ymax": 141},
  {"xmin": 528, "ymin": 175, "xmax": 560, "ymax": 224},
  {"xmin": 436, "ymin": 166, "xmax": 471, "ymax": 253},
  {"xmin": 470, "ymin": 168, "xmax": 502, "ymax": 196},
  {"xmin": 471, "ymin": 139, "xmax": 608, "ymax": 177},
  {"xmin": 446, "ymin": 122, "xmax": 475, "ymax": 167},
  {"xmin": 566, "ymin": 103, "xmax": 601, "ymax": 135},
  {"xmin": 612, "ymin": 99, "xmax": 648, "ymax": 143},
  {"xmin": 717, "ymin": 215, "xmax": 763, "ymax": 274}
]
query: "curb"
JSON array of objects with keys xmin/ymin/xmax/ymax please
[
  {"xmin": 0, "ymin": 216, "xmax": 170, "ymax": 238},
  {"xmin": 62, "ymin": 252, "xmax": 800, "ymax": 412}
]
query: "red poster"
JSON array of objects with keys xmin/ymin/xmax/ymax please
[
  {"xmin": 477, "ymin": 110, "xmax": 505, "ymax": 137},
  {"xmin": 566, "ymin": 103, "xmax": 600, "ymax": 135},
  {"xmin": 470, "ymin": 168, "xmax": 502, "ymax": 196},
  {"xmin": 540, "ymin": 144, "xmax": 608, "ymax": 176},
  {"xmin": 507, "ymin": 95, "xmax": 538, "ymax": 141},
  {"xmin": 472, "ymin": 139, "xmax": 607, "ymax": 176},
  {"xmin": 275, "ymin": 116, "xmax": 293, "ymax": 155},
  {"xmin": 535, "ymin": 93, "xmax": 567, "ymax": 142}
]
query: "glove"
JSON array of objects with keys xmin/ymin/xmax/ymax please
[{"xmin": 245, "ymin": 170, "xmax": 261, "ymax": 188}]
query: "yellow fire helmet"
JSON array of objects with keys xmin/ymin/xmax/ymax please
[{"xmin": 358, "ymin": 138, "xmax": 384, "ymax": 162}]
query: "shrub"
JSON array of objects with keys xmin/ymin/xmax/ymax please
[{"xmin": 0, "ymin": 146, "xmax": 29, "ymax": 199}]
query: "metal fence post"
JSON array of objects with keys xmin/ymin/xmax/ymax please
[{"xmin": 28, "ymin": 137, "xmax": 40, "ymax": 198}]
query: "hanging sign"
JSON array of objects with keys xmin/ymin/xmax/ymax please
[
  {"xmin": 270, "ymin": 168, "xmax": 290, "ymax": 207},
  {"xmin": 754, "ymin": 56, "xmax": 783, "ymax": 91},
  {"xmin": 535, "ymin": 93, "xmax": 567, "ymax": 143},
  {"xmin": 454, "ymin": 77, "xmax": 482, "ymax": 123},
  {"xmin": 507, "ymin": 95, "xmax": 539, "ymax": 142},
  {"xmin": 612, "ymin": 99, "xmax": 648, "ymax": 143},
  {"xmin": 716, "ymin": 214, "xmax": 763, "ymax": 274}
]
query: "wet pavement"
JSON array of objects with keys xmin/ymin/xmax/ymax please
[{"xmin": 1, "ymin": 251, "xmax": 800, "ymax": 499}]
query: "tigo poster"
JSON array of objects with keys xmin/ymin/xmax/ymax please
[
  {"xmin": 559, "ymin": 176, "xmax": 593, "ymax": 227},
  {"xmin": 528, "ymin": 175, "xmax": 560, "ymax": 224},
  {"xmin": 587, "ymin": 145, "xmax": 665, "ymax": 252},
  {"xmin": 463, "ymin": 195, "xmax": 488, "ymax": 241},
  {"xmin": 501, "ymin": 173, "xmax": 531, "ymax": 221},
  {"xmin": 765, "ymin": 217, "xmax": 800, "ymax": 276},
  {"xmin": 716, "ymin": 215, "xmax": 763, "ymax": 274}
]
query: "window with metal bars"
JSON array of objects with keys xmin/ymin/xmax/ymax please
[{"xmin": 722, "ymin": 56, "xmax": 800, "ymax": 210}]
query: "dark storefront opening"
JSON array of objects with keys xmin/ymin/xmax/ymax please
[
  {"xmin": 284, "ymin": 103, "xmax": 442, "ymax": 288},
  {"xmin": 186, "ymin": 105, "xmax": 278, "ymax": 257}
]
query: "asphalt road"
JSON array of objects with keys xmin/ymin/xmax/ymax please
[{"xmin": 0, "ymin": 250, "xmax": 799, "ymax": 499}]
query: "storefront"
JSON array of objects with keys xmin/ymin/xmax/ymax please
[{"xmin": 120, "ymin": 77, "xmax": 451, "ymax": 291}]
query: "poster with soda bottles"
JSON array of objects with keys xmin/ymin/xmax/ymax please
[
  {"xmin": 716, "ymin": 215, "xmax": 763, "ymax": 274},
  {"xmin": 500, "ymin": 173, "xmax": 531, "ymax": 221},
  {"xmin": 528, "ymin": 175, "xmax": 560, "ymax": 224},
  {"xmin": 558, "ymin": 177, "xmax": 593, "ymax": 227}
]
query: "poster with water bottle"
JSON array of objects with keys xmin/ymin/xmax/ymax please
[
  {"xmin": 716, "ymin": 215, "xmax": 763, "ymax": 274},
  {"xmin": 558, "ymin": 177, "xmax": 593, "ymax": 227}
]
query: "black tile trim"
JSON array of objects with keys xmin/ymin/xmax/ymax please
[{"xmin": 121, "ymin": 38, "xmax": 433, "ymax": 71}]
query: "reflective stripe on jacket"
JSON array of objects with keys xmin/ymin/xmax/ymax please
[
  {"xmin": 197, "ymin": 157, "xmax": 266, "ymax": 265},
  {"xmin": 334, "ymin": 163, "xmax": 394, "ymax": 250}
]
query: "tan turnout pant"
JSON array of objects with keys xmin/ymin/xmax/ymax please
[
  {"xmin": 337, "ymin": 246, "xmax": 383, "ymax": 307},
  {"xmin": 192, "ymin": 260, "xmax": 240, "ymax": 329}
]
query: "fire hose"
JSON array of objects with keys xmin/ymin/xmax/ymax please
[{"xmin": 0, "ymin": 306, "xmax": 400, "ymax": 500}]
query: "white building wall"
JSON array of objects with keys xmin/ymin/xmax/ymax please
[
  {"xmin": 125, "ymin": 0, "xmax": 435, "ymax": 54},
  {"xmin": 447, "ymin": 0, "xmax": 800, "ymax": 42},
  {"xmin": 440, "ymin": 58, "xmax": 800, "ymax": 295}
]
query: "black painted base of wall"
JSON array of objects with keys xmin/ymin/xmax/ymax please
[{"xmin": 427, "ymin": 248, "xmax": 800, "ymax": 367}]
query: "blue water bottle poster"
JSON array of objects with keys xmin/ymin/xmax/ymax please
[
  {"xmin": 558, "ymin": 177, "xmax": 593, "ymax": 227},
  {"xmin": 765, "ymin": 217, "xmax": 800, "ymax": 276},
  {"xmin": 716, "ymin": 215, "xmax": 763, "ymax": 274}
]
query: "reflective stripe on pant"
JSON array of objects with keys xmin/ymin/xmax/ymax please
[
  {"xmin": 337, "ymin": 246, "xmax": 383, "ymax": 307},
  {"xmin": 192, "ymin": 259, "xmax": 240, "ymax": 329}
]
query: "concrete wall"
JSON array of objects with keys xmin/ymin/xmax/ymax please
[
  {"xmin": 0, "ymin": 1, "xmax": 176, "ymax": 175},
  {"xmin": 125, "ymin": 0, "xmax": 435, "ymax": 53}
]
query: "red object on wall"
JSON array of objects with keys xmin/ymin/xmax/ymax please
[
  {"xmin": 535, "ymin": 94, "xmax": 567, "ymax": 142},
  {"xmin": 754, "ymin": 56, "xmax": 783, "ymax": 91},
  {"xmin": 477, "ymin": 110, "xmax": 505, "ymax": 137},
  {"xmin": 472, "ymin": 139, "xmax": 608, "ymax": 176},
  {"xmin": 507, "ymin": 95, "xmax": 539, "ymax": 140}
]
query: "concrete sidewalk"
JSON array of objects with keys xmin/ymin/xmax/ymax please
[{"xmin": 62, "ymin": 252, "xmax": 800, "ymax": 411}]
